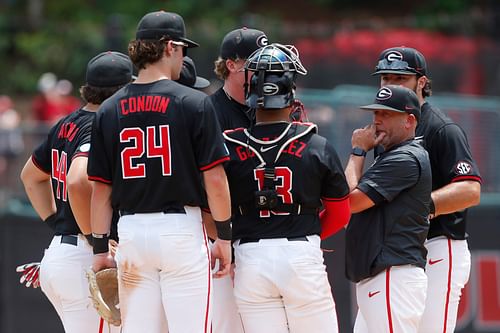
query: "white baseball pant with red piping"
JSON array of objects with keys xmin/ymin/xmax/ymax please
[
  {"xmin": 354, "ymin": 265, "xmax": 427, "ymax": 333},
  {"xmin": 115, "ymin": 207, "xmax": 212, "ymax": 333},
  {"xmin": 418, "ymin": 236, "xmax": 471, "ymax": 333}
]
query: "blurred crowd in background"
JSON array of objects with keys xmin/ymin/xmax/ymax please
[{"xmin": 1, "ymin": 0, "xmax": 500, "ymax": 205}]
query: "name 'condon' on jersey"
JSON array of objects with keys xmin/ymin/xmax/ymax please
[{"xmin": 120, "ymin": 95, "xmax": 171, "ymax": 115}]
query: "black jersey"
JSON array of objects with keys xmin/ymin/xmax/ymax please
[
  {"xmin": 32, "ymin": 109, "xmax": 95, "ymax": 235},
  {"xmin": 209, "ymin": 87, "xmax": 255, "ymax": 131},
  {"xmin": 87, "ymin": 79, "xmax": 229, "ymax": 213},
  {"xmin": 223, "ymin": 122, "xmax": 349, "ymax": 240},
  {"xmin": 345, "ymin": 139, "xmax": 432, "ymax": 283},
  {"xmin": 416, "ymin": 102, "xmax": 482, "ymax": 240}
]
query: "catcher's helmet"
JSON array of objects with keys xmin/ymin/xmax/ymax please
[{"xmin": 244, "ymin": 43, "xmax": 307, "ymax": 109}]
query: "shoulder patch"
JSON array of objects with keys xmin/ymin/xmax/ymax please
[
  {"xmin": 79, "ymin": 143, "xmax": 91, "ymax": 153},
  {"xmin": 454, "ymin": 161, "xmax": 472, "ymax": 175}
]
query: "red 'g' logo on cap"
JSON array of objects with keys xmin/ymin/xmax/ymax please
[
  {"xmin": 377, "ymin": 87, "xmax": 392, "ymax": 100},
  {"xmin": 385, "ymin": 51, "xmax": 403, "ymax": 62}
]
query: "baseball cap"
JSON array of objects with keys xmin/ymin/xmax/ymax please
[
  {"xmin": 135, "ymin": 11, "xmax": 199, "ymax": 48},
  {"xmin": 360, "ymin": 85, "xmax": 421, "ymax": 121},
  {"xmin": 372, "ymin": 46, "xmax": 427, "ymax": 76},
  {"xmin": 220, "ymin": 27, "xmax": 268, "ymax": 60},
  {"xmin": 177, "ymin": 56, "xmax": 210, "ymax": 89},
  {"xmin": 86, "ymin": 51, "xmax": 133, "ymax": 87}
]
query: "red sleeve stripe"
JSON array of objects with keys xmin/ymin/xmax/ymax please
[
  {"xmin": 321, "ymin": 194, "xmax": 350, "ymax": 202},
  {"xmin": 71, "ymin": 152, "xmax": 89, "ymax": 161},
  {"xmin": 199, "ymin": 156, "xmax": 230, "ymax": 171},
  {"xmin": 88, "ymin": 175, "xmax": 112, "ymax": 184},
  {"xmin": 31, "ymin": 155, "xmax": 51, "ymax": 175},
  {"xmin": 223, "ymin": 127, "xmax": 245, "ymax": 134},
  {"xmin": 451, "ymin": 175, "xmax": 482, "ymax": 183}
]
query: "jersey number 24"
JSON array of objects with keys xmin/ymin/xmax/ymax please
[{"xmin": 120, "ymin": 125, "xmax": 172, "ymax": 179}]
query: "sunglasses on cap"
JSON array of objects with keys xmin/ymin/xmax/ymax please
[
  {"xmin": 375, "ymin": 59, "xmax": 423, "ymax": 76},
  {"xmin": 171, "ymin": 41, "xmax": 188, "ymax": 57}
]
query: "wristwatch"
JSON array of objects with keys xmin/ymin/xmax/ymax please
[{"xmin": 351, "ymin": 147, "xmax": 367, "ymax": 157}]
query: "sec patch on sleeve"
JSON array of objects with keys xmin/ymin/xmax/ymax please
[{"xmin": 455, "ymin": 161, "xmax": 472, "ymax": 175}]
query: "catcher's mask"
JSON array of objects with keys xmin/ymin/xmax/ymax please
[{"xmin": 244, "ymin": 43, "xmax": 307, "ymax": 110}]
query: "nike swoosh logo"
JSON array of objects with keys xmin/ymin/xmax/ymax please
[
  {"xmin": 405, "ymin": 105, "xmax": 414, "ymax": 110},
  {"xmin": 368, "ymin": 291, "xmax": 380, "ymax": 298},
  {"xmin": 260, "ymin": 145, "xmax": 277, "ymax": 153},
  {"xmin": 429, "ymin": 258, "xmax": 444, "ymax": 265}
]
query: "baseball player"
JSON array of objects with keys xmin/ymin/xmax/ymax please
[
  {"xmin": 210, "ymin": 27, "xmax": 268, "ymax": 131},
  {"xmin": 87, "ymin": 11, "xmax": 232, "ymax": 333},
  {"xmin": 345, "ymin": 85, "xmax": 432, "ymax": 333},
  {"xmin": 223, "ymin": 43, "xmax": 351, "ymax": 333},
  {"xmin": 19, "ymin": 51, "xmax": 133, "ymax": 333},
  {"xmin": 371, "ymin": 46, "xmax": 482, "ymax": 333},
  {"xmin": 204, "ymin": 27, "xmax": 269, "ymax": 333}
]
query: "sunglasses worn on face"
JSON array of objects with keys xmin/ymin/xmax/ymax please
[{"xmin": 171, "ymin": 41, "xmax": 188, "ymax": 57}]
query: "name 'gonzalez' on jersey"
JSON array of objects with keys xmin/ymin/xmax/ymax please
[
  {"xmin": 223, "ymin": 122, "xmax": 350, "ymax": 241},
  {"xmin": 87, "ymin": 79, "xmax": 229, "ymax": 213}
]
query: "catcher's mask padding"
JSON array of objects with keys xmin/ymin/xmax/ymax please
[{"xmin": 244, "ymin": 43, "xmax": 307, "ymax": 110}]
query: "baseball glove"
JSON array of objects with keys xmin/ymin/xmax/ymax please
[{"xmin": 86, "ymin": 268, "xmax": 121, "ymax": 326}]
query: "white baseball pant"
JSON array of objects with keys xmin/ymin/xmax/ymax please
[
  {"xmin": 115, "ymin": 207, "xmax": 212, "ymax": 333},
  {"xmin": 209, "ymin": 240, "xmax": 244, "ymax": 333},
  {"xmin": 418, "ymin": 237, "xmax": 471, "ymax": 333},
  {"xmin": 233, "ymin": 235, "xmax": 339, "ymax": 333},
  {"xmin": 354, "ymin": 265, "xmax": 427, "ymax": 333},
  {"xmin": 40, "ymin": 234, "xmax": 120, "ymax": 333}
]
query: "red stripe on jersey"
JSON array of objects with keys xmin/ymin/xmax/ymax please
[
  {"xmin": 443, "ymin": 238, "xmax": 453, "ymax": 333},
  {"xmin": 386, "ymin": 268, "xmax": 394, "ymax": 333},
  {"xmin": 223, "ymin": 127, "xmax": 245, "ymax": 134},
  {"xmin": 88, "ymin": 175, "xmax": 112, "ymax": 184},
  {"xmin": 451, "ymin": 175, "xmax": 482, "ymax": 183},
  {"xmin": 30, "ymin": 155, "xmax": 51, "ymax": 175},
  {"xmin": 199, "ymin": 156, "xmax": 230, "ymax": 171},
  {"xmin": 202, "ymin": 225, "xmax": 212, "ymax": 333},
  {"xmin": 321, "ymin": 194, "xmax": 349, "ymax": 202},
  {"xmin": 71, "ymin": 152, "xmax": 89, "ymax": 161}
]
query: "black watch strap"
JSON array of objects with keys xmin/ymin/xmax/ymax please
[{"xmin": 351, "ymin": 147, "xmax": 367, "ymax": 157}]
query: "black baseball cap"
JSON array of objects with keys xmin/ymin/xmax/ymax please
[
  {"xmin": 360, "ymin": 85, "xmax": 421, "ymax": 121},
  {"xmin": 372, "ymin": 46, "xmax": 427, "ymax": 76},
  {"xmin": 220, "ymin": 28, "xmax": 268, "ymax": 60},
  {"xmin": 177, "ymin": 56, "xmax": 210, "ymax": 89},
  {"xmin": 135, "ymin": 11, "xmax": 199, "ymax": 48},
  {"xmin": 86, "ymin": 51, "xmax": 133, "ymax": 87}
]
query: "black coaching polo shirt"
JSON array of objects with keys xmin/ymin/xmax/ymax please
[{"xmin": 345, "ymin": 139, "xmax": 432, "ymax": 283}]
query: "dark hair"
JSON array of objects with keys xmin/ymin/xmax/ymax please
[
  {"xmin": 418, "ymin": 75, "xmax": 432, "ymax": 98},
  {"xmin": 128, "ymin": 37, "xmax": 168, "ymax": 70},
  {"xmin": 79, "ymin": 84, "xmax": 126, "ymax": 104}
]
